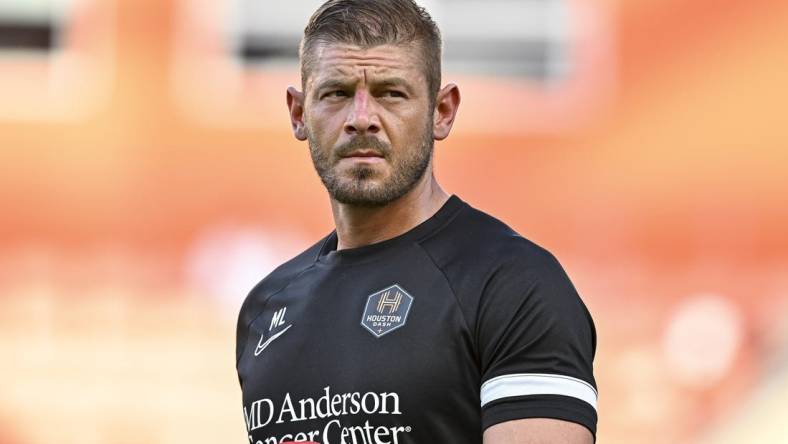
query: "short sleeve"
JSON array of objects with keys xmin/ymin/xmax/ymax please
[{"xmin": 476, "ymin": 254, "xmax": 598, "ymax": 437}]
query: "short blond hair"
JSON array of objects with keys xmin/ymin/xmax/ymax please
[{"xmin": 300, "ymin": 0, "xmax": 442, "ymax": 105}]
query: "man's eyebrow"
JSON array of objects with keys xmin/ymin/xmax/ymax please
[
  {"xmin": 372, "ymin": 77, "xmax": 414, "ymax": 92},
  {"xmin": 314, "ymin": 79, "xmax": 353, "ymax": 93}
]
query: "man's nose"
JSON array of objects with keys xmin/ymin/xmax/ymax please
[{"xmin": 344, "ymin": 90, "xmax": 380, "ymax": 135}]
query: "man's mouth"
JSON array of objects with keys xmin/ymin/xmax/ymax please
[
  {"xmin": 339, "ymin": 150, "xmax": 386, "ymax": 166},
  {"xmin": 343, "ymin": 150, "xmax": 384, "ymax": 159}
]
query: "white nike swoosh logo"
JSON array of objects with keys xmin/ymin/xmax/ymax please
[{"xmin": 254, "ymin": 324, "xmax": 292, "ymax": 356}]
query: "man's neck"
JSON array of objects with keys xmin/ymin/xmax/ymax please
[{"xmin": 330, "ymin": 174, "xmax": 450, "ymax": 251}]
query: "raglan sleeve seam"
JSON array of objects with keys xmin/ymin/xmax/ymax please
[{"xmin": 414, "ymin": 243, "xmax": 477, "ymax": 347}]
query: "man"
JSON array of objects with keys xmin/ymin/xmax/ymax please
[{"xmin": 236, "ymin": 1, "xmax": 597, "ymax": 443}]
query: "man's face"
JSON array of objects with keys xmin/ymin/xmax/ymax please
[{"xmin": 301, "ymin": 43, "xmax": 435, "ymax": 207}]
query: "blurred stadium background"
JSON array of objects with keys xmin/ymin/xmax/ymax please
[{"xmin": 0, "ymin": 0, "xmax": 786, "ymax": 443}]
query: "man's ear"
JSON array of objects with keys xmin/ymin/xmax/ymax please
[
  {"xmin": 287, "ymin": 86, "xmax": 308, "ymax": 141},
  {"xmin": 433, "ymin": 83, "xmax": 461, "ymax": 141}
]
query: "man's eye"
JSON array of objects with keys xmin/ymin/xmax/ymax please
[
  {"xmin": 384, "ymin": 90, "xmax": 406, "ymax": 98},
  {"xmin": 329, "ymin": 90, "xmax": 348, "ymax": 98}
]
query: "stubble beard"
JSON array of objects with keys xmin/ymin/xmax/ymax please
[{"xmin": 307, "ymin": 121, "xmax": 434, "ymax": 207}]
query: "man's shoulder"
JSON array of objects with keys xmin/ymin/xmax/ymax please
[{"xmin": 418, "ymin": 199, "xmax": 583, "ymax": 344}]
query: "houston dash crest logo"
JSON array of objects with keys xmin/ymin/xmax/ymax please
[{"xmin": 361, "ymin": 284, "xmax": 414, "ymax": 338}]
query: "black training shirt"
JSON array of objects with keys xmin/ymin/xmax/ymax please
[{"xmin": 236, "ymin": 195, "xmax": 597, "ymax": 444}]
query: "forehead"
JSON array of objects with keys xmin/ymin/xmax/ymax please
[{"xmin": 305, "ymin": 43, "xmax": 425, "ymax": 87}]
